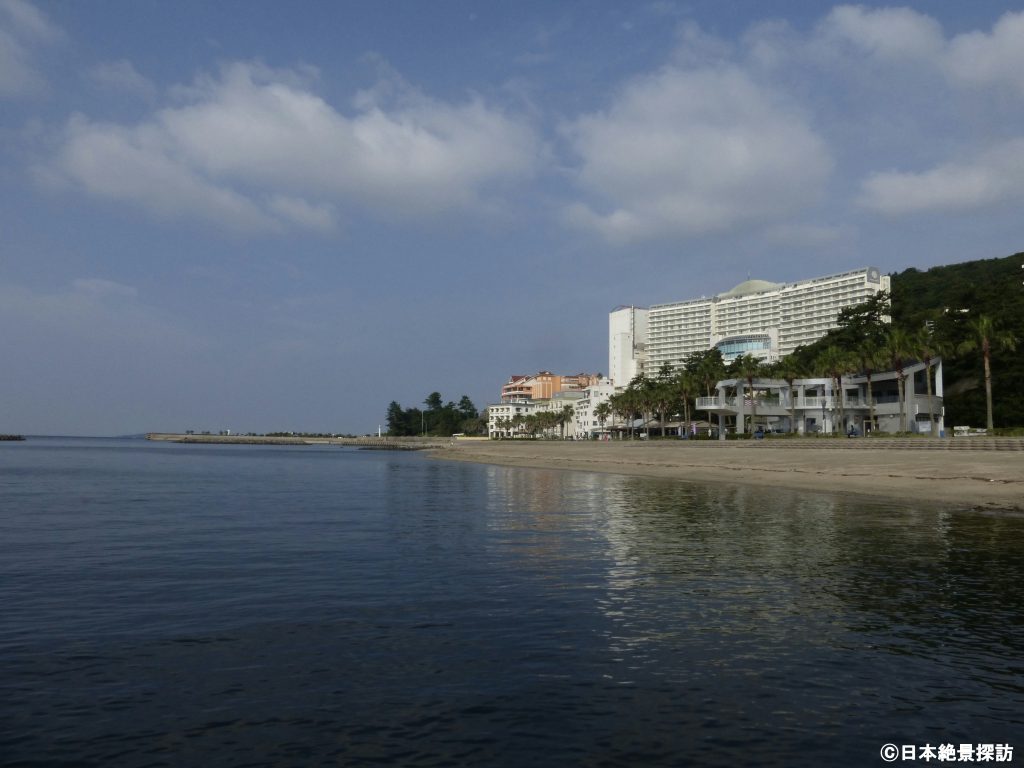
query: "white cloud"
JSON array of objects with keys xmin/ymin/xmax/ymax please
[
  {"xmin": 817, "ymin": 5, "xmax": 944, "ymax": 63},
  {"xmin": 742, "ymin": 7, "xmax": 1024, "ymax": 220},
  {"xmin": 57, "ymin": 114, "xmax": 279, "ymax": 234},
  {"xmin": 562, "ymin": 65, "xmax": 832, "ymax": 243},
  {"xmin": 88, "ymin": 59, "xmax": 156, "ymax": 99},
  {"xmin": 818, "ymin": 5, "xmax": 1024, "ymax": 97},
  {"xmin": 859, "ymin": 139, "xmax": 1024, "ymax": 215},
  {"xmin": 945, "ymin": 11, "xmax": 1024, "ymax": 97},
  {"xmin": 0, "ymin": 0, "xmax": 59, "ymax": 41},
  {"xmin": 0, "ymin": 0, "xmax": 61, "ymax": 97},
  {"xmin": 47, "ymin": 61, "xmax": 541, "ymax": 235}
]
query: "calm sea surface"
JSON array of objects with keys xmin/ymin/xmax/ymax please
[{"xmin": 1, "ymin": 438, "xmax": 1022, "ymax": 767}]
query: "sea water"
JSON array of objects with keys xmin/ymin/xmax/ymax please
[{"xmin": 1, "ymin": 438, "xmax": 1021, "ymax": 767}]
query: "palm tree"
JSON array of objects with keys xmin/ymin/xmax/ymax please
[
  {"xmin": 690, "ymin": 349, "xmax": 726, "ymax": 397},
  {"xmin": 672, "ymin": 370, "xmax": 697, "ymax": 435},
  {"xmin": 884, "ymin": 327, "xmax": 914, "ymax": 433},
  {"xmin": 815, "ymin": 345, "xmax": 856, "ymax": 434},
  {"xmin": 559, "ymin": 404, "xmax": 575, "ymax": 439},
  {"xmin": 650, "ymin": 380, "xmax": 674, "ymax": 437},
  {"xmin": 654, "ymin": 364, "xmax": 676, "ymax": 437},
  {"xmin": 627, "ymin": 374, "xmax": 657, "ymax": 438},
  {"xmin": 594, "ymin": 401, "xmax": 612, "ymax": 437},
  {"xmin": 854, "ymin": 340, "xmax": 887, "ymax": 435},
  {"xmin": 730, "ymin": 354, "xmax": 763, "ymax": 434},
  {"xmin": 958, "ymin": 314, "xmax": 1018, "ymax": 433},
  {"xmin": 540, "ymin": 410, "xmax": 559, "ymax": 438},
  {"xmin": 771, "ymin": 355, "xmax": 805, "ymax": 434},
  {"xmin": 608, "ymin": 391, "xmax": 634, "ymax": 439},
  {"xmin": 913, "ymin": 326, "xmax": 944, "ymax": 437},
  {"xmin": 687, "ymin": 349, "xmax": 726, "ymax": 429}
]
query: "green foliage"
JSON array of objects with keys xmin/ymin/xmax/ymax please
[
  {"xmin": 785, "ymin": 252, "xmax": 1023, "ymax": 428},
  {"xmin": 685, "ymin": 348, "xmax": 726, "ymax": 396},
  {"xmin": 385, "ymin": 394, "xmax": 484, "ymax": 436},
  {"xmin": 835, "ymin": 290, "xmax": 891, "ymax": 347},
  {"xmin": 891, "ymin": 252, "xmax": 1024, "ymax": 427}
]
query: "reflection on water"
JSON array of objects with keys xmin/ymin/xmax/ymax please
[
  {"xmin": 479, "ymin": 464, "xmax": 1024, "ymax": 758},
  {"xmin": 1, "ymin": 441, "xmax": 1022, "ymax": 767}
]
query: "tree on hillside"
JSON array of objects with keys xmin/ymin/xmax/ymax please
[
  {"xmin": 958, "ymin": 314, "xmax": 1018, "ymax": 433},
  {"xmin": 891, "ymin": 252, "xmax": 1024, "ymax": 427},
  {"xmin": 835, "ymin": 290, "xmax": 891, "ymax": 345}
]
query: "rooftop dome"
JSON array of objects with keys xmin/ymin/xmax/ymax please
[{"xmin": 718, "ymin": 279, "xmax": 782, "ymax": 298}]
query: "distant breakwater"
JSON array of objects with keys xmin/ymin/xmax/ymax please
[{"xmin": 145, "ymin": 433, "xmax": 449, "ymax": 450}]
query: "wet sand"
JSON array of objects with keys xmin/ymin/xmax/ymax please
[{"xmin": 432, "ymin": 439, "xmax": 1024, "ymax": 512}]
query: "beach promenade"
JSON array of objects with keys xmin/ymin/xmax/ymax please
[{"xmin": 434, "ymin": 439, "xmax": 1024, "ymax": 512}]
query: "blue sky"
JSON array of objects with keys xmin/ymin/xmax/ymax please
[{"xmin": 2, "ymin": 1, "xmax": 1023, "ymax": 436}]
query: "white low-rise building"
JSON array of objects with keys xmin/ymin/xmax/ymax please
[
  {"xmin": 696, "ymin": 359, "xmax": 944, "ymax": 436},
  {"xmin": 487, "ymin": 401, "xmax": 539, "ymax": 439},
  {"xmin": 567, "ymin": 377, "xmax": 617, "ymax": 439},
  {"xmin": 488, "ymin": 380, "xmax": 616, "ymax": 439}
]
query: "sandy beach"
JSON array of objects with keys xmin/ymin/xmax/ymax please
[{"xmin": 433, "ymin": 439, "xmax": 1024, "ymax": 512}]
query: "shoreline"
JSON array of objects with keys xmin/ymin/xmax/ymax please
[
  {"xmin": 431, "ymin": 439, "xmax": 1024, "ymax": 512},
  {"xmin": 145, "ymin": 433, "xmax": 447, "ymax": 448}
]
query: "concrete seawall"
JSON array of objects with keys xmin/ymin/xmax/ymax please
[{"xmin": 145, "ymin": 433, "xmax": 450, "ymax": 449}]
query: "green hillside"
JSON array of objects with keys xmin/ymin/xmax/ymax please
[{"xmin": 890, "ymin": 252, "xmax": 1023, "ymax": 428}]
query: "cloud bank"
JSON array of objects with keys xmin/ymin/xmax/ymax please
[
  {"xmin": 0, "ymin": 0, "xmax": 61, "ymax": 97},
  {"xmin": 33, "ymin": 5, "xmax": 1024, "ymax": 240},
  {"xmin": 562, "ymin": 65, "xmax": 832, "ymax": 243},
  {"xmin": 49, "ymin": 62, "xmax": 542, "ymax": 234}
]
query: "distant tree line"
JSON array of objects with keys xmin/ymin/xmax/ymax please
[{"xmin": 386, "ymin": 393, "xmax": 485, "ymax": 437}]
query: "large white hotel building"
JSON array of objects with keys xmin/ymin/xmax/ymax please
[{"xmin": 610, "ymin": 267, "xmax": 889, "ymax": 383}]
